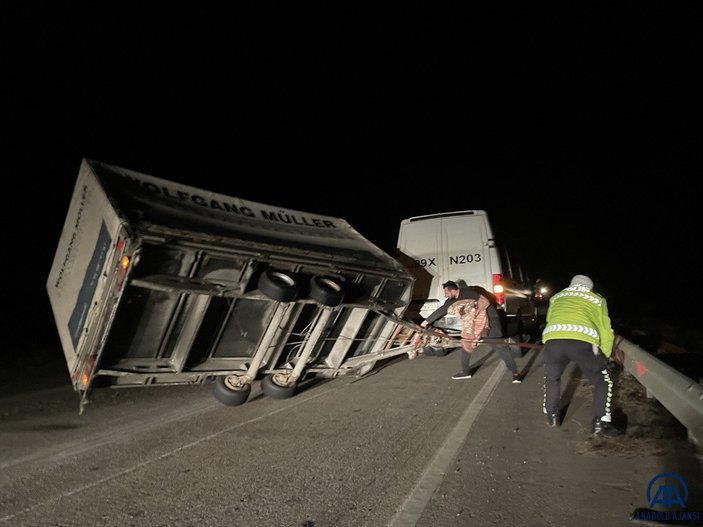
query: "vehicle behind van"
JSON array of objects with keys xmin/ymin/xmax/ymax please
[{"xmin": 396, "ymin": 210, "xmax": 536, "ymax": 338}]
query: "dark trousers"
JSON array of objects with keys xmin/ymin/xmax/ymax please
[
  {"xmin": 478, "ymin": 338, "xmax": 519, "ymax": 375},
  {"xmin": 543, "ymin": 339, "xmax": 613, "ymax": 421},
  {"xmin": 457, "ymin": 338, "xmax": 519, "ymax": 375}
]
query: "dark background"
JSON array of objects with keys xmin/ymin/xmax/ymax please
[{"xmin": 3, "ymin": 4, "xmax": 701, "ymax": 356}]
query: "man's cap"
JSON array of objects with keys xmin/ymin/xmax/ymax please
[{"xmin": 569, "ymin": 275, "xmax": 594, "ymax": 289}]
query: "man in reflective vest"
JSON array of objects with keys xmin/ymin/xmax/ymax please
[{"xmin": 542, "ymin": 274, "xmax": 623, "ymax": 436}]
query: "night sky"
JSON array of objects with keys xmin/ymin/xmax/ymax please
[{"xmin": 4, "ymin": 4, "xmax": 701, "ymax": 355}]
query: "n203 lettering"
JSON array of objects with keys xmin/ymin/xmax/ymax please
[{"xmin": 450, "ymin": 254, "xmax": 482, "ymax": 264}]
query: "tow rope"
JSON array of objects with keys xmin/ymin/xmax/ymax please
[{"xmin": 375, "ymin": 309, "xmax": 545, "ymax": 357}]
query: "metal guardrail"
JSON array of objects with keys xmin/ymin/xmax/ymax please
[{"xmin": 615, "ymin": 334, "xmax": 703, "ymax": 446}]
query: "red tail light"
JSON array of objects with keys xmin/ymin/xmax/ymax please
[
  {"xmin": 114, "ymin": 239, "xmax": 131, "ymax": 290},
  {"xmin": 492, "ymin": 274, "xmax": 505, "ymax": 306},
  {"xmin": 72, "ymin": 354, "xmax": 97, "ymax": 389}
]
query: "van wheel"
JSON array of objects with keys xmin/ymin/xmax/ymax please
[
  {"xmin": 507, "ymin": 337, "xmax": 523, "ymax": 358},
  {"xmin": 258, "ymin": 269, "xmax": 300, "ymax": 302},
  {"xmin": 309, "ymin": 275, "xmax": 345, "ymax": 306},
  {"xmin": 211, "ymin": 375, "xmax": 251, "ymax": 406},
  {"xmin": 511, "ymin": 309, "xmax": 525, "ymax": 339},
  {"xmin": 261, "ymin": 373, "xmax": 297, "ymax": 399}
]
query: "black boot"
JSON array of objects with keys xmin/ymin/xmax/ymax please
[
  {"xmin": 592, "ymin": 418, "xmax": 623, "ymax": 437},
  {"xmin": 547, "ymin": 412, "xmax": 560, "ymax": 427}
]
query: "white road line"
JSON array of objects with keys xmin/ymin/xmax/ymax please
[
  {"xmin": 0, "ymin": 399, "xmax": 218, "ymax": 474},
  {"xmin": 0, "ymin": 387, "xmax": 335, "ymax": 523},
  {"xmin": 388, "ymin": 361, "xmax": 506, "ymax": 527}
]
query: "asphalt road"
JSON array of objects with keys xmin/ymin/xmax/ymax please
[{"xmin": 1, "ymin": 346, "xmax": 702, "ymax": 527}]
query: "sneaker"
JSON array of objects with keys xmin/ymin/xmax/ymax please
[
  {"xmin": 451, "ymin": 372, "xmax": 472, "ymax": 380},
  {"xmin": 407, "ymin": 349, "xmax": 419, "ymax": 360},
  {"xmin": 592, "ymin": 419, "xmax": 624, "ymax": 437},
  {"xmin": 511, "ymin": 373, "xmax": 522, "ymax": 383},
  {"xmin": 546, "ymin": 412, "xmax": 560, "ymax": 427}
]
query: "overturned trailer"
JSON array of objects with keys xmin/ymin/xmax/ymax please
[{"xmin": 47, "ymin": 159, "xmax": 416, "ymax": 412}]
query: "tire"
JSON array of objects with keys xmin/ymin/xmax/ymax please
[
  {"xmin": 257, "ymin": 269, "xmax": 300, "ymax": 302},
  {"xmin": 516, "ymin": 309, "xmax": 524, "ymax": 334},
  {"xmin": 506, "ymin": 309, "xmax": 524, "ymax": 339},
  {"xmin": 261, "ymin": 373, "xmax": 298, "ymax": 399},
  {"xmin": 507, "ymin": 337, "xmax": 523, "ymax": 358},
  {"xmin": 210, "ymin": 375, "xmax": 251, "ymax": 406},
  {"xmin": 309, "ymin": 275, "xmax": 345, "ymax": 306}
]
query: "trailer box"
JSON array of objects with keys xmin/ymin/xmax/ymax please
[{"xmin": 47, "ymin": 159, "xmax": 414, "ymax": 412}]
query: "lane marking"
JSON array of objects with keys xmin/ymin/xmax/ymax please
[
  {"xmin": 388, "ymin": 361, "xmax": 506, "ymax": 527},
  {"xmin": 0, "ymin": 387, "xmax": 335, "ymax": 523},
  {"xmin": 0, "ymin": 399, "xmax": 218, "ymax": 474}
]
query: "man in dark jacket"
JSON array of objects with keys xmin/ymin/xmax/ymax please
[{"xmin": 419, "ymin": 281, "xmax": 523, "ymax": 382}]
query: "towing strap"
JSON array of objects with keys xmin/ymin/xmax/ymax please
[{"xmin": 376, "ymin": 309, "xmax": 544, "ymax": 350}]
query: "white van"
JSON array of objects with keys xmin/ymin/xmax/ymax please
[{"xmin": 396, "ymin": 210, "xmax": 536, "ymax": 337}]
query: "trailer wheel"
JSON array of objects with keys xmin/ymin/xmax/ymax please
[
  {"xmin": 309, "ymin": 275, "xmax": 345, "ymax": 306},
  {"xmin": 257, "ymin": 269, "xmax": 300, "ymax": 302},
  {"xmin": 211, "ymin": 375, "xmax": 251, "ymax": 406},
  {"xmin": 261, "ymin": 373, "xmax": 298, "ymax": 399}
]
